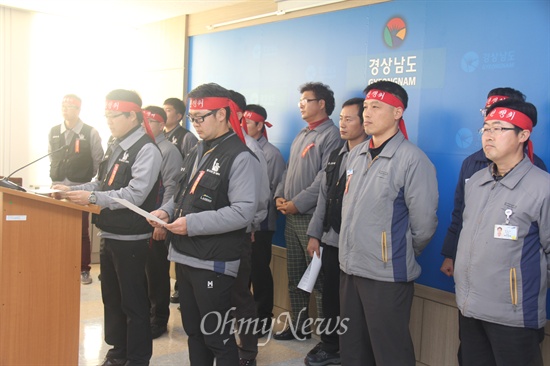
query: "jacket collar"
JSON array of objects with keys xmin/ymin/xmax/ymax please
[
  {"xmin": 257, "ymin": 135, "xmax": 267, "ymax": 148},
  {"xmin": 300, "ymin": 118, "xmax": 335, "ymax": 134},
  {"xmin": 61, "ymin": 119, "xmax": 84, "ymax": 134},
  {"xmin": 478, "ymin": 155, "xmax": 533, "ymax": 190},
  {"xmin": 358, "ymin": 130, "xmax": 406, "ymax": 158},
  {"xmin": 154, "ymin": 132, "xmax": 167, "ymax": 144},
  {"xmin": 117, "ymin": 126, "xmax": 146, "ymax": 151}
]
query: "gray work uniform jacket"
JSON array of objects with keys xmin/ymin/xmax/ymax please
[
  {"xmin": 339, "ymin": 131, "xmax": 439, "ymax": 282},
  {"xmin": 274, "ymin": 119, "xmax": 343, "ymax": 214},
  {"xmin": 257, "ymin": 135, "xmax": 285, "ymax": 231},
  {"xmin": 455, "ymin": 157, "xmax": 550, "ymax": 329}
]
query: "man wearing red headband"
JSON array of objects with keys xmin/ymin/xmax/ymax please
[
  {"xmin": 440, "ymin": 87, "xmax": 547, "ymax": 279},
  {"xmin": 454, "ymin": 98, "xmax": 550, "ymax": 365},
  {"xmin": 243, "ymin": 104, "xmax": 285, "ymax": 340},
  {"xmin": 227, "ymin": 90, "xmax": 271, "ymax": 366},
  {"xmin": 141, "ymin": 106, "xmax": 184, "ymax": 340},
  {"xmin": 274, "ymin": 82, "xmax": 343, "ymax": 341},
  {"xmin": 148, "ymin": 83, "xmax": 260, "ymax": 366},
  {"xmin": 338, "ymin": 81, "xmax": 438, "ymax": 365},
  {"xmin": 49, "ymin": 94, "xmax": 104, "ymax": 285},
  {"xmin": 54, "ymin": 89, "xmax": 162, "ymax": 366}
]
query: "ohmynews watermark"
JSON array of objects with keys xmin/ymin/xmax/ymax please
[{"xmin": 200, "ymin": 307, "xmax": 349, "ymax": 346}]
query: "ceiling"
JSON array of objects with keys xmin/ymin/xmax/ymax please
[{"xmin": 0, "ymin": 0, "xmax": 250, "ymax": 26}]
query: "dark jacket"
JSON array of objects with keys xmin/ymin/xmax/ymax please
[
  {"xmin": 93, "ymin": 134, "xmax": 160, "ymax": 235},
  {"xmin": 49, "ymin": 124, "xmax": 94, "ymax": 183},
  {"xmin": 170, "ymin": 133, "xmax": 251, "ymax": 262}
]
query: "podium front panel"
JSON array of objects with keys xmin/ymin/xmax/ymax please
[{"xmin": 1, "ymin": 189, "xmax": 83, "ymax": 365}]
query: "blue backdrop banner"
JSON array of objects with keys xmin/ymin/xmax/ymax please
[{"xmin": 187, "ymin": 0, "xmax": 549, "ymax": 308}]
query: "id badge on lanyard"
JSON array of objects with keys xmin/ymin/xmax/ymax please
[{"xmin": 494, "ymin": 209, "xmax": 518, "ymax": 240}]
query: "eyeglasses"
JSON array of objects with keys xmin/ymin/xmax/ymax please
[
  {"xmin": 298, "ymin": 98, "xmax": 319, "ymax": 107},
  {"xmin": 478, "ymin": 126, "xmax": 516, "ymax": 136},
  {"xmin": 187, "ymin": 109, "xmax": 217, "ymax": 124},
  {"xmin": 104, "ymin": 113, "xmax": 125, "ymax": 120}
]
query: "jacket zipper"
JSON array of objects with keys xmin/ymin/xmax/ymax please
[{"xmin": 463, "ymin": 180, "xmax": 500, "ymax": 313}]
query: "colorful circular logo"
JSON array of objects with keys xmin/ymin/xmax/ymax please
[{"xmin": 384, "ymin": 17, "xmax": 407, "ymax": 48}]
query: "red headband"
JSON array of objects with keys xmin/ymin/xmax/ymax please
[
  {"xmin": 105, "ymin": 99, "xmax": 155, "ymax": 141},
  {"xmin": 485, "ymin": 107, "xmax": 534, "ymax": 162},
  {"xmin": 105, "ymin": 100, "xmax": 142, "ymax": 112},
  {"xmin": 62, "ymin": 96, "xmax": 81, "ymax": 108},
  {"xmin": 232, "ymin": 103, "xmax": 248, "ymax": 135},
  {"xmin": 485, "ymin": 95, "xmax": 509, "ymax": 108},
  {"xmin": 143, "ymin": 110, "xmax": 165, "ymax": 124},
  {"xmin": 188, "ymin": 97, "xmax": 245, "ymax": 143},
  {"xmin": 243, "ymin": 110, "xmax": 264, "ymax": 123},
  {"xmin": 366, "ymin": 89, "xmax": 408, "ymax": 139},
  {"xmin": 244, "ymin": 110, "xmax": 273, "ymax": 140}
]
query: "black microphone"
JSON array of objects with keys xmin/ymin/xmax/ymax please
[{"xmin": 0, "ymin": 144, "xmax": 67, "ymax": 192}]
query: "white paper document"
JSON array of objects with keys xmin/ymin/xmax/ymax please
[
  {"xmin": 28, "ymin": 188, "xmax": 62, "ymax": 195},
  {"xmin": 111, "ymin": 197, "xmax": 166, "ymax": 226},
  {"xmin": 297, "ymin": 247, "xmax": 324, "ymax": 293}
]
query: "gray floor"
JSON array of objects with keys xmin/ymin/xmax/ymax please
[{"xmin": 79, "ymin": 264, "xmax": 319, "ymax": 365}]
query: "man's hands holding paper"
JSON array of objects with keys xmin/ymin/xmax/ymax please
[
  {"xmin": 51, "ymin": 184, "xmax": 90, "ymax": 206},
  {"xmin": 51, "ymin": 184, "xmax": 70, "ymax": 200},
  {"xmin": 148, "ymin": 210, "xmax": 188, "ymax": 236}
]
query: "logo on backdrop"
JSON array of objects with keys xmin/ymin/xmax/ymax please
[
  {"xmin": 461, "ymin": 50, "xmax": 515, "ymax": 73},
  {"xmin": 383, "ymin": 17, "xmax": 407, "ymax": 48},
  {"xmin": 461, "ymin": 52, "xmax": 480, "ymax": 72},
  {"xmin": 455, "ymin": 128, "xmax": 474, "ymax": 149},
  {"xmin": 367, "ymin": 16, "xmax": 417, "ymax": 86}
]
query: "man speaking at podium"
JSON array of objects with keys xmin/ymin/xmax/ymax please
[
  {"xmin": 54, "ymin": 89, "xmax": 162, "ymax": 366},
  {"xmin": 48, "ymin": 94, "xmax": 104, "ymax": 285}
]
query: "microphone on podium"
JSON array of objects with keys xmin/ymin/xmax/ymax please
[{"xmin": 0, "ymin": 144, "xmax": 67, "ymax": 192}]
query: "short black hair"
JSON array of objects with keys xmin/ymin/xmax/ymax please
[
  {"xmin": 245, "ymin": 104, "xmax": 268, "ymax": 133},
  {"xmin": 487, "ymin": 87, "xmax": 526, "ymax": 101},
  {"xmin": 105, "ymin": 89, "xmax": 143, "ymax": 122},
  {"xmin": 163, "ymin": 98, "xmax": 186, "ymax": 122},
  {"xmin": 229, "ymin": 90, "xmax": 247, "ymax": 112},
  {"xmin": 342, "ymin": 97, "xmax": 365, "ymax": 124},
  {"xmin": 300, "ymin": 82, "xmax": 335, "ymax": 116},
  {"xmin": 143, "ymin": 105, "xmax": 167, "ymax": 124},
  {"xmin": 187, "ymin": 83, "xmax": 231, "ymax": 122},
  {"xmin": 363, "ymin": 81, "xmax": 408, "ymax": 110},
  {"xmin": 245, "ymin": 104, "xmax": 267, "ymax": 120}
]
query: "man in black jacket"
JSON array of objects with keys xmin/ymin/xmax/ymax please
[{"xmin": 149, "ymin": 83, "xmax": 260, "ymax": 366}]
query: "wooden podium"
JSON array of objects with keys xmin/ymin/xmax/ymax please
[{"xmin": 0, "ymin": 187, "xmax": 100, "ymax": 365}]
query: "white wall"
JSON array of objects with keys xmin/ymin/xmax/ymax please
[
  {"xmin": 0, "ymin": 6, "xmax": 186, "ymax": 188},
  {"xmin": 1, "ymin": 7, "xmax": 32, "ymax": 184}
]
